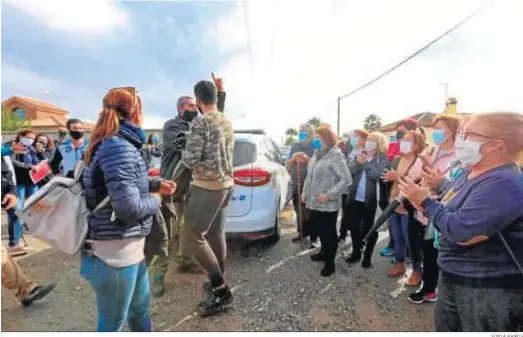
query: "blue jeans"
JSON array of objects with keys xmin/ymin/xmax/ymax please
[
  {"xmin": 80, "ymin": 255, "xmax": 152, "ymax": 332},
  {"xmin": 389, "ymin": 212, "xmax": 409, "ymax": 263},
  {"xmin": 7, "ymin": 185, "xmax": 38, "ymax": 246}
]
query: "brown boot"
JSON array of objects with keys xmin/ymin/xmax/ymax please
[
  {"xmin": 405, "ymin": 271, "xmax": 422, "ymax": 287},
  {"xmin": 387, "ymin": 262, "xmax": 406, "ymax": 277}
]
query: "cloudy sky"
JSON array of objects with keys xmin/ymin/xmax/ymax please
[{"xmin": 2, "ymin": 0, "xmax": 522, "ymax": 142}]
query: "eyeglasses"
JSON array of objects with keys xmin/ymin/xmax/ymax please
[{"xmin": 456, "ymin": 129, "xmax": 494, "ymax": 141}]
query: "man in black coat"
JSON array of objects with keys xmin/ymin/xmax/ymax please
[{"xmin": 148, "ymin": 74, "xmax": 226, "ymax": 297}]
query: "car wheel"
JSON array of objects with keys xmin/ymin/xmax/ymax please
[{"xmin": 268, "ymin": 200, "xmax": 281, "ymax": 243}]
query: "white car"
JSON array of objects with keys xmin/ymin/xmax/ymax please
[{"xmin": 225, "ymin": 130, "xmax": 291, "ymax": 242}]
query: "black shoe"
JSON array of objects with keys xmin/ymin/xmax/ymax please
[
  {"xmin": 291, "ymin": 235, "xmax": 305, "ymax": 243},
  {"xmin": 320, "ymin": 264, "xmax": 335, "ymax": 277},
  {"xmin": 361, "ymin": 259, "xmax": 372, "ymax": 269},
  {"xmin": 407, "ymin": 288, "xmax": 437, "ymax": 304},
  {"xmin": 345, "ymin": 253, "xmax": 361, "ymax": 264},
  {"xmin": 198, "ymin": 287, "xmax": 233, "ymax": 317},
  {"xmin": 310, "ymin": 252, "xmax": 324, "ymax": 262},
  {"xmin": 21, "ymin": 284, "xmax": 56, "ymax": 307}
]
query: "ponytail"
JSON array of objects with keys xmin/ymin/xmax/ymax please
[{"xmin": 84, "ymin": 107, "xmax": 120, "ymax": 165}]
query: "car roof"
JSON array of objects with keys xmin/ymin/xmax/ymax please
[{"xmin": 234, "ymin": 133, "xmax": 266, "ymax": 143}]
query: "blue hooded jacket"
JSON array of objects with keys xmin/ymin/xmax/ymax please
[{"xmin": 82, "ymin": 120, "xmax": 160, "ymax": 241}]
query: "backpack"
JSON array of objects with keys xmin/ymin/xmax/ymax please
[{"xmin": 16, "ymin": 161, "xmax": 109, "ymax": 255}]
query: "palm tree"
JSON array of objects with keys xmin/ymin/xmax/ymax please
[
  {"xmin": 307, "ymin": 117, "xmax": 321, "ymax": 128},
  {"xmin": 363, "ymin": 113, "xmax": 382, "ymax": 131},
  {"xmin": 1, "ymin": 108, "xmax": 31, "ymax": 132},
  {"xmin": 285, "ymin": 128, "xmax": 298, "ymax": 138}
]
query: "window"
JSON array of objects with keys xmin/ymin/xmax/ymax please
[
  {"xmin": 263, "ymin": 139, "xmax": 281, "ymax": 163},
  {"xmin": 233, "ymin": 140, "xmax": 257, "ymax": 167},
  {"xmin": 13, "ymin": 108, "xmax": 25, "ymax": 119}
]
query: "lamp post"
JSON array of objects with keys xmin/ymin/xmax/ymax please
[
  {"xmin": 336, "ymin": 96, "xmax": 341, "ymax": 135},
  {"xmin": 439, "ymin": 82, "xmax": 448, "ymax": 102}
]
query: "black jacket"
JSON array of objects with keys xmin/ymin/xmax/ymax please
[{"xmin": 1, "ymin": 157, "xmax": 16, "ymax": 198}]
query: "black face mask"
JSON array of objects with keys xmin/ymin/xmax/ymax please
[
  {"xmin": 395, "ymin": 130, "xmax": 405, "ymax": 140},
  {"xmin": 70, "ymin": 130, "xmax": 84, "ymax": 140},
  {"xmin": 183, "ymin": 110, "xmax": 198, "ymax": 122}
]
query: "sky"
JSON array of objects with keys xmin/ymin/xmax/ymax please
[{"xmin": 1, "ymin": 0, "xmax": 523, "ymax": 143}]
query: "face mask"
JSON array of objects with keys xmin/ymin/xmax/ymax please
[
  {"xmin": 454, "ymin": 138, "xmax": 484, "ymax": 167},
  {"xmin": 432, "ymin": 129, "xmax": 446, "ymax": 145},
  {"xmin": 396, "ymin": 130, "xmax": 405, "ymax": 140},
  {"xmin": 298, "ymin": 131, "xmax": 308, "ymax": 142},
  {"xmin": 69, "ymin": 130, "xmax": 84, "ymax": 140},
  {"xmin": 399, "ymin": 140, "xmax": 413, "ymax": 154},
  {"xmin": 312, "ymin": 138, "xmax": 322, "ymax": 150},
  {"xmin": 389, "ymin": 136, "xmax": 397, "ymax": 142},
  {"xmin": 350, "ymin": 136, "xmax": 359, "ymax": 147},
  {"xmin": 365, "ymin": 141, "xmax": 377, "ymax": 152},
  {"xmin": 184, "ymin": 110, "xmax": 198, "ymax": 122},
  {"xmin": 21, "ymin": 137, "xmax": 34, "ymax": 146},
  {"xmin": 152, "ymin": 135, "xmax": 160, "ymax": 144},
  {"xmin": 342, "ymin": 136, "xmax": 349, "ymax": 143}
]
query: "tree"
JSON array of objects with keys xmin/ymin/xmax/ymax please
[
  {"xmin": 1, "ymin": 108, "xmax": 31, "ymax": 132},
  {"xmin": 285, "ymin": 128, "xmax": 298, "ymax": 138},
  {"xmin": 307, "ymin": 117, "xmax": 321, "ymax": 128},
  {"xmin": 284, "ymin": 137, "xmax": 297, "ymax": 146},
  {"xmin": 363, "ymin": 113, "xmax": 382, "ymax": 131}
]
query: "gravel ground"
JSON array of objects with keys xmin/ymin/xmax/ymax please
[{"xmin": 1, "ymin": 207, "xmax": 435, "ymax": 332}]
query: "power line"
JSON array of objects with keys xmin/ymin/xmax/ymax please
[{"xmin": 338, "ymin": 0, "xmax": 494, "ymax": 100}]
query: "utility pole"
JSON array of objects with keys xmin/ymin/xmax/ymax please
[{"xmin": 336, "ymin": 96, "xmax": 341, "ymax": 136}]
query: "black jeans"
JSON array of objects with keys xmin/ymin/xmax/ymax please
[
  {"xmin": 407, "ymin": 212, "xmax": 425, "ymax": 273},
  {"xmin": 346, "ymin": 200, "xmax": 378, "ymax": 260},
  {"xmin": 339, "ymin": 194, "xmax": 349, "ymax": 240},
  {"xmin": 292, "ymin": 187, "xmax": 315, "ymax": 240},
  {"xmin": 310, "ymin": 210, "xmax": 338, "ymax": 267},
  {"xmin": 435, "ymin": 271, "xmax": 523, "ymax": 332},
  {"xmin": 421, "ymin": 239, "xmax": 438, "ymax": 293}
]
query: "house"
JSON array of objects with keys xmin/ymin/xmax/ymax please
[
  {"xmin": 378, "ymin": 98, "xmax": 470, "ymax": 144},
  {"xmin": 1, "ymin": 95, "xmax": 96, "ymax": 134}
]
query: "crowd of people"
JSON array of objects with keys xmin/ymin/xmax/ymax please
[
  {"xmin": 1, "ymin": 71, "xmax": 523, "ymax": 332},
  {"xmin": 287, "ymin": 113, "xmax": 523, "ymax": 332}
]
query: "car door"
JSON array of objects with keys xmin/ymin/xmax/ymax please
[{"xmin": 265, "ymin": 139, "xmax": 290, "ymax": 210}]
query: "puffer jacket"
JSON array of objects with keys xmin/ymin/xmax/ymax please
[
  {"xmin": 82, "ymin": 120, "xmax": 161, "ymax": 241},
  {"xmin": 303, "ymin": 146, "xmax": 352, "ymax": 212}
]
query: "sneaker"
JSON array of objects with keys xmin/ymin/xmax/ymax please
[
  {"xmin": 310, "ymin": 239, "xmax": 321, "ymax": 248},
  {"xmin": 21, "ymin": 284, "xmax": 56, "ymax": 307},
  {"xmin": 387, "ymin": 262, "xmax": 406, "ymax": 277},
  {"xmin": 405, "ymin": 271, "xmax": 422, "ymax": 287},
  {"xmin": 380, "ymin": 247, "xmax": 394, "ymax": 257},
  {"xmin": 151, "ymin": 274, "xmax": 166, "ymax": 297},
  {"xmin": 320, "ymin": 264, "xmax": 335, "ymax": 277},
  {"xmin": 390, "ymin": 256, "xmax": 396, "ymax": 264},
  {"xmin": 310, "ymin": 252, "xmax": 324, "ymax": 262},
  {"xmin": 407, "ymin": 289, "xmax": 437, "ymax": 304},
  {"xmin": 198, "ymin": 287, "xmax": 233, "ymax": 317},
  {"xmin": 361, "ymin": 258, "xmax": 372, "ymax": 269}
]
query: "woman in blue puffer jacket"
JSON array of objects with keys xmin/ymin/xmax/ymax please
[{"xmin": 81, "ymin": 87, "xmax": 176, "ymax": 332}]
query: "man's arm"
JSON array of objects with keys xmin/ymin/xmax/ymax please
[
  {"xmin": 182, "ymin": 118, "xmax": 206, "ymax": 169},
  {"xmin": 217, "ymin": 92, "xmax": 226, "ymax": 113}
]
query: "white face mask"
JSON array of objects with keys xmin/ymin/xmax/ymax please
[
  {"xmin": 21, "ymin": 137, "xmax": 34, "ymax": 146},
  {"xmin": 399, "ymin": 140, "xmax": 412, "ymax": 154},
  {"xmin": 342, "ymin": 137, "xmax": 349, "ymax": 143},
  {"xmin": 364, "ymin": 141, "xmax": 377, "ymax": 152},
  {"xmin": 454, "ymin": 138, "xmax": 484, "ymax": 167}
]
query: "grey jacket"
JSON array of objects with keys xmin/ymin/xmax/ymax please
[{"xmin": 303, "ymin": 146, "xmax": 352, "ymax": 212}]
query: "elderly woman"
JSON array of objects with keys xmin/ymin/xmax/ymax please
[
  {"xmin": 343, "ymin": 132, "xmax": 390, "ymax": 268},
  {"xmin": 302, "ymin": 123, "xmax": 352, "ymax": 277},
  {"xmin": 286, "ymin": 123, "xmax": 318, "ymax": 246},
  {"xmin": 399, "ymin": 112, "xmax": 523, "ymax": 332}
]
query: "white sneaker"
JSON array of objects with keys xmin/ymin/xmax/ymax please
[{"xmin": 311, "ymin": 240, "xmax": 321, "ymax": 248}]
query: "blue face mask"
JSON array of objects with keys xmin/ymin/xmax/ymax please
[
  {"xmin": 152, "ymin": 135, "xmax": 160, "ymax": 143},
  {"xmin": 298, "ymin": 131, "xmax": 307, "ymax": 142},
  {"xmin": 432, "ymin": 129, "xmax": 446, "ymax": 145},
  {"xmin": 350, "ymin": 136, "xmax": 359, "ymax": 147},
  {"xmin": 312, "ymin": 138, "xmax": 322, "ymax": 149}
]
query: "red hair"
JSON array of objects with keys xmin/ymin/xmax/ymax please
[{"xmin": 84, "ymin": 87, "xmax": 141, "ymax": 164}]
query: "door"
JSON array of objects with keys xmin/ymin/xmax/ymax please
[{"xmin": 265, "ymin": 139, "xmax": 290, "ymax": 210}]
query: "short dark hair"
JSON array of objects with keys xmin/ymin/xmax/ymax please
[
  {"xmin": 66, "ymin": 118, "xmax": 83, "ymax": 130},
  {"xmin": 193, "ymin": 80, "xmax": 217, "ymax": 105}
]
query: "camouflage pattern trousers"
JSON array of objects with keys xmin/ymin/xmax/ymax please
[{"xmin": 146, "ymin": 202, "xmax": 198, "ymax": 277}]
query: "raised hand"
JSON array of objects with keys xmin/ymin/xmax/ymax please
[{"xmin": 212, "ymin": 72, "xmax": 224, "ymax": 92}]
